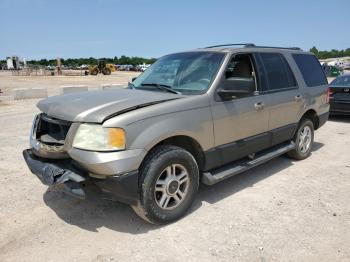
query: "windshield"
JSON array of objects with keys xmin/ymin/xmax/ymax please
[
  {"xmin": 331, "ymin": 75, "xmax": 350, "ymax": 86},
  {"xmin": 132, "ymin": 52, "xmax": 225, "ymax": 95}
]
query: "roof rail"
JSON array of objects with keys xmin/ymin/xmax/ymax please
[
  {"xmin": 205, "ymin": 43, "xmax": 256, "ymax": 48},
  {"xmin": 204, "ymin": 43, "xmax": 301, "ymax": 51},
  {"xmin": 252, "ymin": 45, "xmax": 302, "ymax": 50}
]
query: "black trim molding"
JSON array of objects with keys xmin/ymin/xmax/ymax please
[{"xmin": 204, "ymin": 123, "xmax": 297, "ymax": 170}]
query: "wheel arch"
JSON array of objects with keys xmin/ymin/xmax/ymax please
[
  {"xmin": 142, "ymin": 135, "xmax": 206, "ymax": 172},
  {"xmin": 300, "ymin": 109, "xmax": 320, "ymax": 130}
]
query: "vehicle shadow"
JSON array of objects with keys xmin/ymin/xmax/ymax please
[
  {"xmin": 43, "ymin": 186, "xmax": 157, "ymax": 234},
  {"xmin": 43, "ymin": 142, "xmax": 324, "ymax": 234},
  {"xmin": 328, "ymin": 115, "xmax": 350, "ymax": 123}
]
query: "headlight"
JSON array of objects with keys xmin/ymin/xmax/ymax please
[{"xmin": 72, "ymin": 124, "xmax": 125, "ymax": 151}]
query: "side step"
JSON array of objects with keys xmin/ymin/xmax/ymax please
[{"xmin": 202, "ymin": 142, "xmax": 295, "ymax": 185}]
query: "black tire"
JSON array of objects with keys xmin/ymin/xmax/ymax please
[
  {"xmin": 287, "ymin": 118, "xmax": 314, "ymax": 160},
  {"xmin": 90, "ymin": 68, "xmax": 99, "ymax": 75},
  {"xmin": 102, "ymin": 67, "xmax": 111, "ymax": 75},
  {"xmin": 132, "ymin": 145, "xmax": 199, "ymax": 225}
]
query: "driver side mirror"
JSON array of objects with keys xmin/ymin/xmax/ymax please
[
  {"xmin": 131, "ymin": 77, "xmax": 137, "ymax": 82},
  {"xmin": 217, "ymin": 77, "xmax": 255, "ymax": 101}
]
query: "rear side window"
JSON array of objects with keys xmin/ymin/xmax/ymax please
[
  {"xmin": 292, "ymin": 54, "xmax": 327, "ymax": 87},
  {"xmin": 259, "ymin": 53, "xmax": 297, "ymax": 91}
]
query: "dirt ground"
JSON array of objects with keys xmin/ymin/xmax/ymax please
[
  {"xmin": 0, "ymin": 74, "xmax": 350, "ymax": 261},
  {"xmin": 0, "ymin": 71, "xmax": 140, "ymax": 97}
]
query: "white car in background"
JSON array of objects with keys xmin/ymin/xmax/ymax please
[
  {"xmin": 78, "ymin": 64, "xmax": 89, "ymax": 70},
  {"xmin": 139, "ymin": 64, "xmax": 150, "ymax": 71}
]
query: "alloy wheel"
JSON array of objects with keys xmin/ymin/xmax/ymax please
[
  {"xmin": 154, "ymin": 164, "xmax": 190, "ymax": 210},
  {"xmin": 299, "ymin": 125, "xmax": 312, "ymax": 153}
]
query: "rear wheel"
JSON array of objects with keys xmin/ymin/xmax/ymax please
[
  {"xmin": 102, "ymin": 67, "xmax": 111, "ymax": 75},
  {"xmin": 132, "ymin": 145, "xmax": 199, "ymax": 224},
  {"xmin": 288, "ymin": 119, "xmax": 314, "ymax": 160}
]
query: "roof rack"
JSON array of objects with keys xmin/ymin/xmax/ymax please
[
  {"xmin": 253, "ymin": 45, "xmax": 302, "ymax": 50},
  {"xmin": 205, "ymin": 43, "xmax": 255, "ymax": 48},
  {"xmin": 204, "ymin": 43, "xmax": 301, "ymax": 50}
]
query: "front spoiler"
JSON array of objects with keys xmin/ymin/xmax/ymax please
[{"xmin": 23, "ymin": 149, "xmax": 140, "ymax": 205}]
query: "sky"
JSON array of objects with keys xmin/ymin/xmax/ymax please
[{"xmin": 0, "ymin": 0, "xmax": 349, "ymax": 60}]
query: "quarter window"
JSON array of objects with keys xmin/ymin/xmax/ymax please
[
  {"xmin": 260, "ymin": 53, "xmax": 297, "ymax": 91},
  {"xmin": 292, "ymin": 54, "xmax": 327, "ymax": 87}
]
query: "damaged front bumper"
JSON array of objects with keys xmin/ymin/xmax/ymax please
[{"xmin": 23, "ymin": 149, "xmax": 140, "ymax": 205}]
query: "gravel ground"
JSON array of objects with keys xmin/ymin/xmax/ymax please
[
  {"xmin": 0, "ymin": 79, "xmax": 350, "ymax": 261},
  {"xmin": 0, "ymin": 71, "xmax": 140, "ymax": 96}
]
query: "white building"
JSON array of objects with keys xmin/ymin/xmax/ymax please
[{"xmin": 6, "ymin": 56, "xmax": 26, "ymax": 70}]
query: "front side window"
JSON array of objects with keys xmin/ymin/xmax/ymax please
[
  {"xmin": 225, "ymin": 54, "xmax": 255, "ymax": 80},
  {"xmin": 223, "ymin": 53, "xmax": 257, "ymax": 97},
  {"xmin": 132, "ymin": 52, "xmax": 225, "ymax": 95},
  {"xmin": 260, "ymin": 53, "xmax": 296, "ymax": 91}
]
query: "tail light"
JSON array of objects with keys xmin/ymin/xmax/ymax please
[{"xmin": 326, "ymin": 87, "xmax": 333, "ymax": 103}]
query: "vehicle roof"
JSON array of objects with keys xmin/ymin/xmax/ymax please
[{"xmin": 181, "ymin": 44, "xmax": 312, "ymax": 55}]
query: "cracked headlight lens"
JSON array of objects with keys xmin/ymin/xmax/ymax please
[{"xmin": 72, "ymin": 124, "xmax": 125, "ymax": 151}]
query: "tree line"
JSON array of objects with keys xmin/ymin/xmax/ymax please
[
  {"xmin": 29, "ymin": 56, "xmax": 157, "ymax": 67},
  {"xmin": 309, "ymin": 47, "xmax": 350, "ymax": 59},
  {"xmin": 0, "ymin": 55, "xmax": 157, "ymax": 67},
  {"xmin": 1, "ymin": 48, "xmax": 349, "ymax": 67}
]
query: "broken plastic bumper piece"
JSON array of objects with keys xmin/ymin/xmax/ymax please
[{"xmin": 22, "ymin": 149, "xmax": 86, "ymax": 199}]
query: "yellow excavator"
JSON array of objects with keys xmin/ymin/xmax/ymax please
[{"xmin": 89, "ymin": 60, "xmax": 116, "ymax": 75}]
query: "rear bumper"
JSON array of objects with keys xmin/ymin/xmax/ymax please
[
  {"xmin": 23, "ymin": 149, "xmax": 140, "ymax": 205},
  {"xmin": 330, "ymin": 100, "xmax": 350, "ymax": 115},
  {"xmin": 318, "ymin": 112, "xmax": 329, "ymax": 128}
]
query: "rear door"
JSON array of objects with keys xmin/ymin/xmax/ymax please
[{"xmin": 255, "ymin": 52, "xmax": 302, "ymax": 146}]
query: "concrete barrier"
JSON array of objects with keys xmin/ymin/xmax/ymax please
[
  {"xmin": 101, "ymin": 83, "xmax": 123, "ymax": 90},
  {"xmin": 13, "ymin": 88, "xmax": 48, "ymax": 100},
  {"xmin": 88, "ymin": 87, "xmax": 101, "ymax": 91},
  {"xmin": 0, "ymin": 95, "xmax": 14, "ymax": 102},
  {"xmin": 60, "ymin": 85, "xmax": 88, "ymax": 94}
]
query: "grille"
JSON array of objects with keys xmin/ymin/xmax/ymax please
[{"xmin": 35, "ymin": 114, "xmax": 72, "ymax": 147}]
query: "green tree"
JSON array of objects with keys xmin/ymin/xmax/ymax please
[
  {"xmin": 24, "ymin": 55, "xmax": 157, "ymax": 67},
  {"xmin": 310, "ymin": 47, "xmax": 350, "ymax": 59},
  {"xmin": 310, "ymin": 46, "xmax": 319, "ymax": 56}
]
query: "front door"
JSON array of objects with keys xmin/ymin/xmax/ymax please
[{"xmin": 210, "ymin": 53, "xmax": 270, "ymax": 167}]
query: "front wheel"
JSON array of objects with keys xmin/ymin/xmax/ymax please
[
  {"xmin": 90, "ymin": 68, "xmax": 99, "ymax": 75},
  {"xmin": 288, "ymin": 119, "xmax": 314, "ymax": 160},
  {"xmin": 132, "ymin": 145, "xmax": 199, "ymax": 224}
]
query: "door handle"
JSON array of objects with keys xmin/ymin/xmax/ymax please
[
  {"xmin": 294, "ymin": 94, "xmax": 303, "ymax": 102},
  {"xmin": 254, "ymin": 102, "xmax": 265, "ymax": 111}
]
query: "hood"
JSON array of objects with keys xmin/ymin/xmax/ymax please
[{"xmin": 37, "ymin": 88, "xmax": 182, "ymax": 123}]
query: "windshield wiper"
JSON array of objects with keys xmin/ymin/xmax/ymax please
[{"xmin": 141, "ymin": 83, "xmax": 182, "ymax": 95}]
